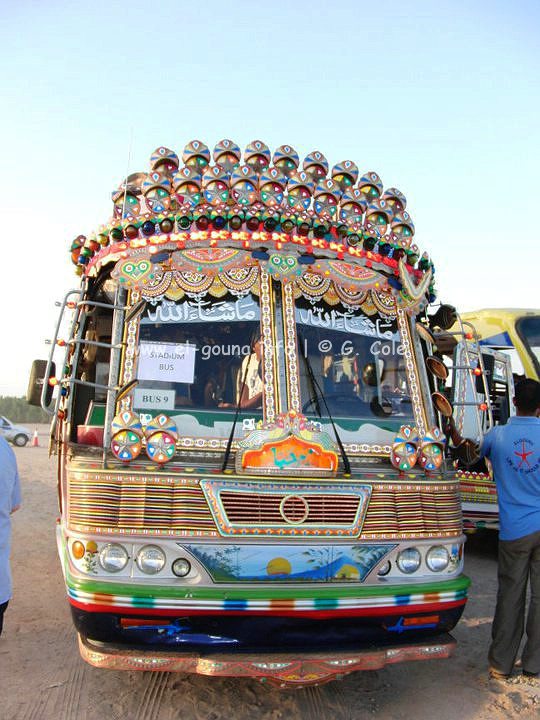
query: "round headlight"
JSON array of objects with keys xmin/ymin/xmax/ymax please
[
  {"xmin": 172, "ymin": 558, "xmax": 192, "ymax": 577},
  {"xmin": 99, "ymin": 543, "xmax": 129, "ymax": 573},
  {"xmin": 396, "ymin": 547, "xmax": 421, "ymax": 574},
  {"xmin": 426, "ymin": 545, "xmax": 450, "ymax": 572},
  {"xmin": 136, "ymin": 545, "xmax": 166, "ymax": 575},
  {"xmin": 377, "ymin": 561, "xmax": 391, "ymax": 577}
]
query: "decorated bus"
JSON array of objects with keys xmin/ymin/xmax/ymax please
[{"xmin": 28, "ymin": 138, "xmax": 490, "ymax": 686}]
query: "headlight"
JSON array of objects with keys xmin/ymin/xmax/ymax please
[
  {"xmin": 426, "ymin": 545, "xmax": 450, "ymax": 572},
  {"xmin": 136, "ymin": 545, "xmax": 166, "ymax": 575},
  {"xmin": 377, "ymin": 561, "xmax": 391, "ymax": 577},
  {"xmin": 172, "ymin": 558, "xmax": 192, "ymax": 577},
  {"xmin": 396, "ymin": 548, "xmax": 421, "ymax": 574},
  {"xmin": 99, "ymin": 544, "xmax": 129, "ymax": 572}
]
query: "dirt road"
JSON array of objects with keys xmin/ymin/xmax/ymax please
[{"xmin": 1, "ymin": 429, "xmax": 538, "ymax": 719}]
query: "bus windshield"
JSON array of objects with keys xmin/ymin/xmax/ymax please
[
  {"xmin": 135, "ymin": 294, "xmax": 263, "ymax": 438},
  {"xmin": 516, "ymin": 314, "xmax": 540, "ymax": 370},
  {"xmin": 295, "ymin": 298, "xmax": 414, "ymax": 444}
]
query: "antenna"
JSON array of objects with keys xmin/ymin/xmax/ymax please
[{"xmin": 121, "ymin": 127, "xmax": 135, "ymax": 220}]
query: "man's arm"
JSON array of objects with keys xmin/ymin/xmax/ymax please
[{"xmin": 10, "ymin": 463, "xmax": 22, "ymax": 514}]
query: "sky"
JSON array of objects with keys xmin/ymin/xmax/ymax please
[{"xmin": 0, "ymin": 0, "xmax": 539, "ymax": 396}]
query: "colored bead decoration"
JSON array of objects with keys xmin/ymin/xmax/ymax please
[
  {"xmin": 231, "ymin": 166, "xmax": 258, "ymax": 205},
  {"xmin": 202, "ymin": 165, "xmax": 230, "ymax": 206},
  {"xmin": 303, "ymin": 150, "xmax": 329, "ymax": 180},
  {"xmin": 150, "ymin": 146, "xmax": 179, "ymax": 175},
  {"xmin": 358, "ymin": 171, "xmax": 383, "ymax": 200},
  {"xmin": 145, "ymin": 430, "xmax": 177, "ymax": 464},
  {"xmin": 417, "ymin": 428, "xmax": 445, "ymax": 472},
  {"xmin": 111, "ymin": 429, "xmax": 143, "ymax": 462},
  {"xmin": 390, "ymin": 425, "xmax": 419, "ymax": 471},
  {"xmin": 244, "ymin": 140, "xmax": 271, "ymax": 173},
  {"xmin": 110, "ymin": 411, "xmax": 143, "ymax": 462},
  {"xmin": 182, "ymin": 139, "xmax": 210, "ymax": 169},
  {"xmin": 314, "ymin": 178, "xmax": 340, "ymax": 219},
  {"xmin": 213, "ymin": 138, "xmax": 241, "ymax": 174},
  {"xmin": 272, "ymin": 144, "xmax": 299, "ymax": 177},
  {"xmin": 145, "ymin": 413, "xmax": 178, "ymax": 439},
  {"xmin": 331, "ymin": 160, "xmax": 359, "ymax": 191},
  {"xmin": 382, "ymin": 187, "xmax": 407, "ymax": 214},
  {"xmin": 142, "ymin": 172, "xmax": 172, "ymax": 215},
  {"xmin": 111, "ymin": 410, "xmax": 143, "ymax": 435}
]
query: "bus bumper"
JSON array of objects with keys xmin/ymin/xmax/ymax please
[{"xmin": 79, "ymin": 632, "xmax": 456, "ymax": 687}]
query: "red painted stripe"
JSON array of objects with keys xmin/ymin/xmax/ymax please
[{"xmin": 68, "ymin": 597, "xmax": 466, "ymax": 619}]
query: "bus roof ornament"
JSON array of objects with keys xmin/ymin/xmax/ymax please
[{"xmin": 69, "ymin": 138, "xmax": 436, "ymax": 315}]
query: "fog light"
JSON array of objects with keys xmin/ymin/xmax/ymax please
[
  {"xmin": 172, "ymin": 558, "xmax": 191, "ymax": 577},
  {"xmin": 396, "ymin": 548, "xmax": 421, "ymax": 574},
  {"xmin": 136, "ymin": 545, "xmax": 166, "ymax": 575},
  {"xmin": 426, "ymin": 545, "xmax": 450, "ymax": 572},
  {"xmin": 99, "ymin": 544, "xmax": 129, "ymax": 572}
]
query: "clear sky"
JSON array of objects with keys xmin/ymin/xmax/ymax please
[{"xmin": 1, "ymin": 0, "xmax": 538, "ymax": 396}]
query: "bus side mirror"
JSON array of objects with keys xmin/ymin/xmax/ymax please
[{"xmin": 27, "ymin": 360, "xmax": 55, "ymax": 407}]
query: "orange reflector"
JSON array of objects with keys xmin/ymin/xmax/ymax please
[
  {"xmin": 403, "ymin": 615, "xmax": 440, "ymax": 626},
  {"xmin": 473, "ymin": 367, "xmax": 482, "ymax": 376},
  {"xmin": 72, "ymin": 541, "xmax": 85, "ymax": 560},
  {"xmin": 479, "ymin": 403, "xmax": 488, "ymax": 411},
  {"xmin": 120, "ymin": 618, "xmax": 168, "ymax": 628}
]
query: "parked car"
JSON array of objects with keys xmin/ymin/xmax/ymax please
[{"xmin": 0, "ymin": 416, "xmax": 32, "ymax": 446}]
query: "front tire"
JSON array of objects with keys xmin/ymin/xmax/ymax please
[{"xmin": 14, "ymin": 434, "xmax": 28, "ymax": 447}]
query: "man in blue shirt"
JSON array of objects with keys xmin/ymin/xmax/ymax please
[
  {"xmin": 481, "ymin": 379, "xmax": 540, "ymax": 680},
  {"xmin": 0, "ymin": 435, "xmax": 21, "ymax": 636},
  {"xmin": 451, "ymin": 378, "xmax": 540, "ymax": 680}
]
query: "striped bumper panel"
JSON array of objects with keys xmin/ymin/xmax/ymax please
[{"xmin": 68, "ymin": 586, "xmax": 468, "ymax": 615}]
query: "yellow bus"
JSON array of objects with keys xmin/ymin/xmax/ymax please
[{"xmin": 459, "ymin": 309, "xmax": 540, "ymax": 381}]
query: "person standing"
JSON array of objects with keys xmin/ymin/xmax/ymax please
[
  {"xmin": 484, "ymin": 378, "xmax": 540, "ymax": 680},
  {"xmin": 449, "ymin": 379, "xmax": 540, "ymax": 679},
  {"xmin": 0, "ymin": 435, "xmax": 21, "ymax": 636}
]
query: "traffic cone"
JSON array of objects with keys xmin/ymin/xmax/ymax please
[{"xmin": 32, "ymin": 428, "xmax": 39, "ymax": 447}]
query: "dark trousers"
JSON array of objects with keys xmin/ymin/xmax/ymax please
[
  {"xmin": 0, "ymin": 600, "xmax": 8, "ymax": 636},
  {"xmin": 488, "ymin": 528, "xmax": 540, "ymax": 675}
]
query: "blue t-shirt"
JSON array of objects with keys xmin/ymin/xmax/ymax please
[
  {"xmin": 480, "ymin": 416, "xmax": 540, "ymax": 541},
  {"xmin": 0, "ymin": 437, "xmax": 21, "ymax": 603}
]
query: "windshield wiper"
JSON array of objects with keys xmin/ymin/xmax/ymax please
[
  {"xmin": 221, "ymin": 357, "xmax": 251, "ymax": 473},
  {"xmin": 298, "ymin": 333, "xmax": 351, "ymax": 477}
]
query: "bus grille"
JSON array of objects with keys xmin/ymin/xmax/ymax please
[
  {"xmin": 219, "ymin": 491, "xmax": 360, "ymax": 525},
  {"xmin": 66, "ymin": 471, "xmax": 462, "ymax": 539},
  {"xmin": 67, "ymin": 472, "xmax": 217, "ymax": 536}
]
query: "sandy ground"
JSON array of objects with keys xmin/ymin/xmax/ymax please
[{"xmin": 0, "ymin": 425, "xmax": 538, "ymax": 720}]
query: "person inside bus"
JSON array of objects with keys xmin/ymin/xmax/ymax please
[
  {"xmin": 204, "ymin": 357, "xmax": 235, "ymax": 407},
  {"xmin": 219, "ymin": 333, "xmax": 263, "ymax": 410}
]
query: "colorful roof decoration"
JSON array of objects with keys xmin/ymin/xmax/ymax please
[{"xmin": 70, "ymin": 139, "xmax": 437, "ymax": 310}]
